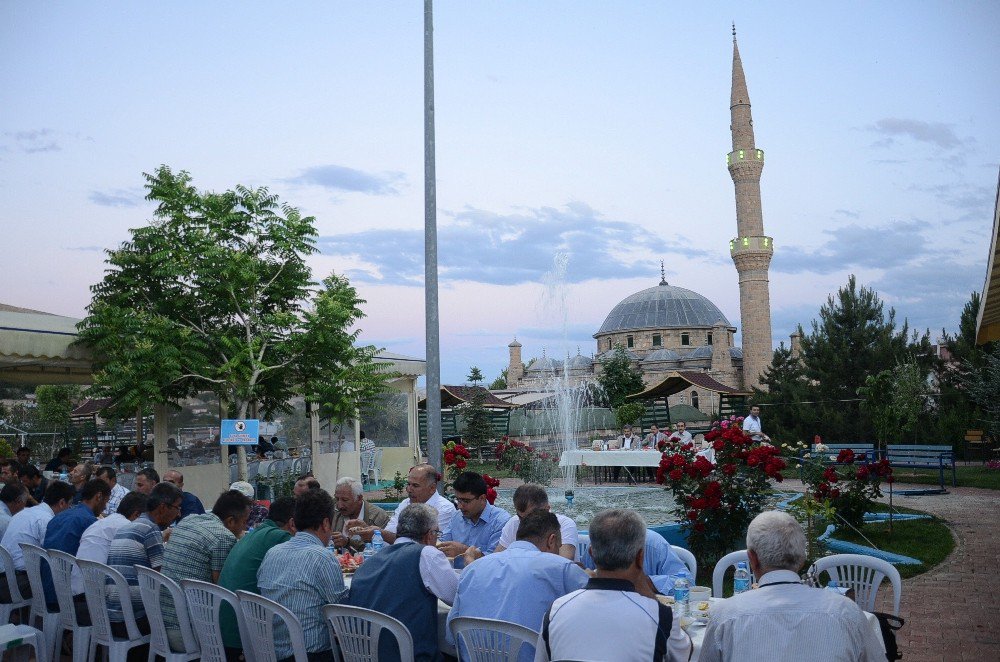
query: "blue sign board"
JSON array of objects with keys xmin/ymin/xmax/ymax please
[{"xmin": 220, "ymin": 419, "xmax": 259, "ymax": 446}]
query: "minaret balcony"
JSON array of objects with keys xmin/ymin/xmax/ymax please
[
  {"xmin": 726, "ymin": 148, "xmax": 764, "ymax": 165},
  {"xmin": 729, "ymin": 235, "xmax": 774, "ymax": 257}
]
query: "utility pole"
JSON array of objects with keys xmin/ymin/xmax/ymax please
[{"xmin": 423, "ymin": 0, "xmax": 443, "ymax": 481}]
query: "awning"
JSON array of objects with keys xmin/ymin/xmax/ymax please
[
  {"xmin": 976, "ymin": 168, "xmax": 1000, "ymax": 344},
  {"xmin": 374, "ymin": 351, "xmax": 426, "ymax": 379},
  {"xmin": 626, "ymin": 370, "xmax": 750, "ymax": 400},
  {"xmin": 0, "ymin": 304, "xmax": 93, "ymax": 385},
  {"xmin": 419, "ymin": 385, "xmax": 519, "ymax": 409}
]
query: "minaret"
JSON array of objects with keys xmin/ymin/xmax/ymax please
[{"xmin": 727, "ymin": 26, "xmax": 774, "ymax": 390}]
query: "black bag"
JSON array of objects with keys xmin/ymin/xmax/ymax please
[{"xmin": 872, "ymin": 612, "xmax": 904, "ymax": 661}]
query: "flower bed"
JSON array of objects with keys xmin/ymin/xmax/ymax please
[{"xmin": 494, "ymin": 435, "xmax": 560, "ymax": 486}]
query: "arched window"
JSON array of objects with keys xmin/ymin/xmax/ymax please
[{"xmin": 691, "ymin": 391, "xmax": 699, "ymax": 409}]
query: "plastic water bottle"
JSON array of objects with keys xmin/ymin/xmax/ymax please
[
  {"xmin": 59, "ymin": 470, "xmax": 69, "ymax": 483},
  {"xmin": 826, "ymin": 579, "xmax": 840, "ymax": 593},
  {"xmin": 734, "ymin": 561, "xmax": 751, "ymax": 595},
  {"xmin": 362, "ymin": 543, "xmax": 374, "ymax": 562},
  {"xmin": 371, "ymin": 529, "xmax": 384, "ymax": 553},
  {"xmin": 673, "ymin": 571, "xmax": 690, "ymax": 616}
]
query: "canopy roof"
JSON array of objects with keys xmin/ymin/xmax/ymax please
[
  {"xmin": 0, "ymin": 304, "xmax": 93, "ymax": 385},
  {"xmin": 627, "ymin": 370, "xmax": 750, "ymax": 400},
  {"xmin": 419, "ymin": 385, "xmax": 519, "ymax": 409},
  {"xmin": 976, "ymin": 169, "xmax": 1000, "ymax": 344}
]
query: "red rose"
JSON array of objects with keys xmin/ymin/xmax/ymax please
[
  {"xmin": 669, "ymin": 469, "xmax": 683, "ymax": 481},
  {"xmin": 444, "ymin": 451, "xmax": 456, "ymax": 464},
  {"xmin": 672, "ymin": 454, "xmax": 686, "ymax": 467},
  {"xmin": 713, "ymin": 440, "xmax": 725, "ymax": 451},
  {"xmin": 687, "ymin": 510, "xmax": 698, "ymax": 521},
  {"xmin": 722, "ymin": 464, "xmax": 736, "ymax": 476},
  {"xmin": 486, "ymin": 488, "xmax": 497, "ymax": 504},
  {"xmin": 455, "ymin": 459, "xmax": 467, "ymax": 469},
  {"xmin": 747, "ymin": 454, "xmax": 760, "ymax": 466},
  {"xmin": 707, "ymin": 496, "xmax": 721, "ymax": 509},
  {"xmin": 823, "ymin": 467, "xmax": 839, "ymax": 482},
  {"xmin": 691, "ymin": 497, "xmax": 708, "ymax": 509},
  {"xmin": 856, "ymin": 466, "xmax": 870, "ymax": 480},
  {"xmin": 837, "ymin": 449, "xmax": 855, "ymax": 464},
  {"xmin": 830, "ymin": 488, "xmax": 841, "ymax": 498}
]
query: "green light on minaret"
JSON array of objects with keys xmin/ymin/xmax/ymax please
[
  {"xmin": 743, "ymin": 237, "xmax": 749, "ymax": 246},
  {"xmin": 739, "ymin": 149, "xmax": 744, "ymax": 159},
  {"xmin": 729, "ymin": 240, "xmax": 735, "ymax": 251},
  {"xmin": 763, "ymin": 237, "xmax": 770, "ymax": 247}
]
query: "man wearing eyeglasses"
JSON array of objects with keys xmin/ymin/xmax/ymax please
[{"xmin": 437, "ymin": 471, "xmax": 510, "ymax": 558}]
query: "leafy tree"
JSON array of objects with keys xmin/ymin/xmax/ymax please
[
  {"xmin": 751, "ymin": 342, "xmax": 811, "ymax": 442},
  {"xmin": 457, "ymin": 389, "xmax": 494, "ymax": 461},
  {"xmin": 614, "ymin": 401, "xmax": 646, "ymax": 429},
  {"xmin": 467, "ymin": 366, "xmax": 484, "ymax": 386},
  {"xmin": 963, "ymin": 344, "xmax": 1000, "ymax": 436},
  {"xmin": 34, "ymin": 385, "xmax": 82, "ymax": 433},
  {"xmin": 488, "ymin": 369, "xmax": 508, "ymax": 390},
  {"xmin": 597, "ymin": 344, "xmax": 644, "ymax": 409},
  {"xmin": 78, "ymin": 166, "xmax": 393, "ymax": 479},
  {"xmin": 858, "ymin": 359, "xmax": 928, "ymax": 446}
]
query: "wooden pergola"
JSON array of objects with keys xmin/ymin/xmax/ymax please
[
  {"xmin": 626, "ymin": 370, "xmax": 750, "ymax": 430},
  {"xmin": 418, "ymin": 385, "xmax": 518, "ymax": 443}
]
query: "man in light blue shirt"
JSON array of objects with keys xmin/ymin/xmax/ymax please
[
  {"xmin": 581, "ymin": 528, "xmax": 688, "ymax": 592},
  {"xmin": 446, "ymin": 510, "xmax": 588, "ymax": 661},
  {"xmin": 438, "ymin": 472, "xmax": 510, "ymax": 558},
  {"xmin": 258, "ymin": 488, "xmax": 347, "ymax": 661}
]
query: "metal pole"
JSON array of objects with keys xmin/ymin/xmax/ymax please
[{"xmin": 424, "ymin": 0, "xmax": 443, "ymax": 481}]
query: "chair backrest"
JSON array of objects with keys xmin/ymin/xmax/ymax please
[
  {"xmin": 181, "ymin": 579, "xmax": 241, "ymax": 662},
  {"xmin": 0, "ymin": 544, "xmax": 27, "ymax": 605},
  {"xmin": 322, "ymin": 604, "xmax": 414, "ymax": 662},
  {"xmin": 237, "ymin": 590, "xmax": 308, "ymax": 662},
  {"xmin": 18, "ymin": 543, "xmax": 53, "ymax": 616},
  {"xmin": 576, "ymin": 534, "xmax": 590, "ymax": 565},
  {"xmin": 449, "ymin": 616, "xmax": 538, "ymax": 662},
  {"xmin": 711, "ymin": 549, "xmax": 753, "ymax": 598},
  {"xmin": 77, "ymin": 558, "xmax": 145, "ymax": 643},
  {"xmin": 670, "ymin": 545, "xmax": 697, "ymax": 578},
  {"xmin": 46, "ymin": 549, "xmax": 85, "ymax": 628},
  {"xmin": 136, "ymin": 565, "xmax": 200, "ymax": 656},
  {"xmin": 810, "ymin": 553, "xmax": 902, "ymax": 616}
]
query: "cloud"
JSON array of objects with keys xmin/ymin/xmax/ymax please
[
  {"xmin": 908, "ymin": 183, "xmax": 993, "ymax": 212},
  {"xmin": 286, "ymin": 164, "xmax": 405, "ymax": 195},
  {"xmin": 873, "ymin": 259, "xmax": 983, "ymax": 334},
  {"xmin": 63, "ymin": 245, "xmax": 106, "ymax": 252},
  {"xmin": 772, "ymin": 220, "xmax": 929, "ymax": 275},
  {"xmin": 868, "ymin": 118, "xmax": 964, "ymax": 150},
  {"xmin": 89, "ymin": 189, "xmax": 142, "ymax": 208},
  {"xmin": 7, "ymin": 129, "xmax": 61, "ymax": 153},
  {"xmin": 317, "ymin": 203, "xmax": 709, "ymax": 286},
  {"xmin": 834, "ymin": 209, "xmax": 860, "ymax": 219}
]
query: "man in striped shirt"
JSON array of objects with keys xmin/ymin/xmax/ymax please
[
  {"xmin": 258, "ymin": 488, "xmax": 348, "ymax": 662},
  {"xmin": 96, "ymin": 466, "xmax": 129, "ymax": 517}
]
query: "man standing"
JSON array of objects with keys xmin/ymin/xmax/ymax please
[
  {"xmin": 536, "ymin": 509, "xmax": 691, "ymax": 662},
  {"xmin": 347, "ymin": 503, "xmax": 480, "ymax": 662},
  {"xmin": 133, "ymin": 467, "xmax": 160, "ymax": 495},
  {"xmin": 380, "ymin": 464, "xmax": 456, "ymax": 544},
  {"xmin": 219, "ymin": 496, "xmax": 296, "ymax": 655},
  {"xmin": 438, "ymin": 471, "xmax": 510, "ymax": 557},
  {"xmin": 41, "ymin": 478, "xmax": 111, "ymax": 609},
  {"xmin": 258, "ymin": 489, "xmax": 348, "ymax": 662},
  {"xmin": 163, "ymin": 469, "xmax": 206, "ymax": 521},
  {"xmin": 96, "ymin": 466, "xmax": 130, "ymax": 517},
  {"xmin": 333, "ymin": 477, "xmax": 390, "ymax": 551},
  {"xmin": 741, "ymin": 406, "xmax": 769, "ymax": 442},
  {"xmin": 106, "ymin": 482, "xmax": 182, "ymax": 636},
  {"xmin": 495, "ymin": 484, "xmax": 578, "ymax": 560},
  {"xmin": 700, "ymin": 511, "xmax": 885, "ymax": 661},
  {"xmin": 446, "ymin": 511, "xmax": 588, "ymax": 658}
]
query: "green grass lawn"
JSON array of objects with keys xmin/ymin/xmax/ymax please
[{"xmin": 890, "ymin": 464, "xmax": 1000, "ymax": 490}]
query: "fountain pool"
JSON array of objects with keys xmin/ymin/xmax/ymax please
[{"xmin": 493, "ymin": 485, "xmax": 678, "ymax": 528}]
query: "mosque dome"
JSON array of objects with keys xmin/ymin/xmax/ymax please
[
  {"xmin": 595, "ymin": 282, "xmax": 732, "ymax": 336},
  {"xmin": 642, "ymin": 348, "xmax": 682, "ymax": 363}
]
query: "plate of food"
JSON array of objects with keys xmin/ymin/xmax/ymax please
[{"xmin": 691, "ymin": 601, "xmax": 711, "ymax": 624}]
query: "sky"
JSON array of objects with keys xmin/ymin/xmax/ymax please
[{"xmin": 2, "ymin": 1, "xmax": 998, "ymax": 386}]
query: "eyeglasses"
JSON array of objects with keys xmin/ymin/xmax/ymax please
[
  {"xmin": 454, "ymin": 496, "xmax": 481, "ymax": 505},
  {"xmin": 166, "ymin": 502, "xmax": 182, "ymax": 512},
  {"xmin": 431, "ymin": 529, "xmax": 442, "ymax": 537}
]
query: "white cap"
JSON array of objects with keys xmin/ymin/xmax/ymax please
[{"xmin": 229, "ymin": 481, "xmax": 255, "ymax": 498}]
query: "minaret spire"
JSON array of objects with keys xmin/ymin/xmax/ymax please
[{"xmin": 727, "ymin": 30, "xmax": 774, "ymax": 390}]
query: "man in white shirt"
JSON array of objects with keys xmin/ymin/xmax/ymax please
[
  {"xmin": 668, "ymin": 421, "xmax": 694, "ymax": 447},
  {"xmin": 380, "ymin": 463, "xmax": 456, "ymax": 544},
  {"xmin": 96, "ymin": 465, "xmax": 130, "ymax": 517},
  {"xmin": 0, "ymin": 480, "xmax": 74, "ymax": 599},
  {"xmin": 700, "ymin": 511, "xmax": 886, "ymax": 662},
  {"xmin": 72, "ymin": 491, "xmax": 147, "ymax": 594},
  {"xmin": 0, "ymin": 481, "xmax": 29, "ymax": 541},
  {"xmin": 741, "ymin": 406, "xmax": 769, "ymax": 442},
  {"xmin": 535, "ymin": 508, "xmax": 691, "ymax": 662},
  {"xmin": 494, "ymin": 483, "xmax": 578, "ymax": 560}
]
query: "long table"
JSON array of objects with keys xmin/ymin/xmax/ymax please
[{"xmin": 559, "ymin": 449, "xmax": 663, "ymax": 467}]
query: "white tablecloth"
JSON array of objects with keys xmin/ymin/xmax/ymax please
[{"xmin": 560, "ymin": 450, "xmax": 663, "ymax": 467}]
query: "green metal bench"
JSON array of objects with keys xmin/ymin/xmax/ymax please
[{"xmin": 886, "ymin": 444, "xmax": 956, "ymax": 490}]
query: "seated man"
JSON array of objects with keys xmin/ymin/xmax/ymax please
[
  {"xmin": 44, "ymin": 447, "xmax": 73, "ymax": 473},
  {"xmin": 132, "ymin": 467, "xmax": 160, "ymax": 496},
  {"xmin": 536, "ymin": 508, "xmax": 691, "ymax": 662},
  {"xmin": 667, "ymin": 421, "xmax": 693, "ymax": 447},
  {"xmin": 17, "ymin": 464, "xmax": 48, "ymax": 504},
  {"xmin": 379, "ymin": 464, "xmax": 456, "ymax": 544},
  {"xmin": 95, "ymin": 466, "xmax": 130, "ymax": 517},
  {"xmin": 438, "ymin": 471, "xmax": 510, "ymax": 558},
  {"xmin": 495, "ymin": 483, "xmax": 578, "ymax": 560},
  {"xmin": 162, "ymin": 470, "xmax": 206, "ymax": 521},
  {"xmin": 333, "ymin": 476, "xmax": 390, "ymax": 551},
  {"xmin": 106, "ymin": 482, "xmax": 183, "ymax": 636},
  {"xmin": 258, "ymin": 489, "xmax": 348, "ymax": 662},
  {"xmin": 0, "ymin": 481, "xmax": 28, "ymax": 542},
  {"xmin": 348, "ymin": 503, "xmax": 480, "ymax": 662},
  {"xmin": 579, "ymin": 528, "xmax": 688, "ymax": 592},
  {"xmin": 219, "ymin": 496, "xmax": 296, "ymax": 655},
  {"xmin": 446, "ymin": 510, "xmax": 588, "ymax": 659},
  {"xmin": 700, "ymin": 511, "xmax": 885, "ymax": 662},
  {"xmin": 74, "ymin": 492, "xmax": 148, "ymax": 594},
  {"xmin": 293, "ymin": 473, "xmax": 321, "ymax": 497},
  {"xmin": 41, "ymin": 478, "xmax": 111, "ymax": 611},
  {"xmin": 0, "ymin": 480, "xmax": 71, "ymax": 601}
]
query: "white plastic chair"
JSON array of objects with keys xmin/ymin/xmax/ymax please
[
  {"xmin": 18, "ymin": 543, "xmax": 60, "ymax": 662},
  {"xmin": 576, "ymin": 534, "xmax": 590, "ymax": 564},
  {"xmin": 371, "ymin": 449, "xmax": 383, "ymax": 484},
  {"xmin": 46, "ymin": 550, "xmax": 91, "ymax": 662},
  {"xmin": 236, "ymin": 590, "xmax": 308, "ymax": 662},
  {"xmin": 670, "ymin": 545, "xmax": 698, "ymax": 578},
  {"xmin": 809, "ymin": 553, "xmax": 902, "ymax": 616},
  {"xmin": 0, "ymin": 623, "xmax": 49, "ymax": 662},
  {"xmin": 135, "ymin": 566, "xmax": 201, "ymax": 661},
  {"xmin": 181, "ymin": 579, "xmax": 243, "ymax": 662},
  {"xmin": 322, "ymin": 604, "xmax": 414, "ymax": 662},
  {"xmin": 711, "ymin": 550, "xmax": 753, "ymax": 598},
  {"xmin": 0, "ymin": 544, "xmax": 30, "ymax": 625},
  {"xmin": 77, "ymin": 558, "xmax": 151, "ymax": 661},
  {"xmin": 449, "ymin": 616, "xmax": 538, "ymax": 662}
]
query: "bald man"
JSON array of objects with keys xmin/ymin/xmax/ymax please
[{"xmin": 379, "ymin": 464, "xmax": 456, "ymax": 544}]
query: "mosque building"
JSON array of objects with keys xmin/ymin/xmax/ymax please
[{"xmin": 503, "ymin": 29, "xmax": 774, "ymax": 417}]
